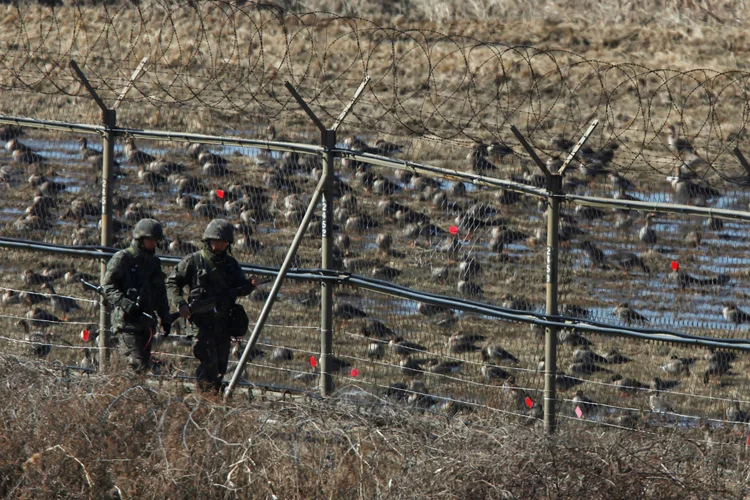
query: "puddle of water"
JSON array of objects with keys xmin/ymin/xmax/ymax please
[
  {"xmin": 212, "ymin": 144, "xmax": 264, "ymax": 158},
  {"xmin": 587, "ymin": 304, "xmax": 749, "ymax": 334}
]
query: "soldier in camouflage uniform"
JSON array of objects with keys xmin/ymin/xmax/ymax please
[
  {"xmin": 103, "ymin": 218, "xmax": 172, "ymax": 373},
  {"xmin": 166, "ymin": 219, "xmax": 256, "ymax": 392}
]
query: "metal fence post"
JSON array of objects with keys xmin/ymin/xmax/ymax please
[
  {"xmin": 69, "ymin": 60, "xmax": 117, "ymax": 371},
  {"xmin": 224, "ymin": 78, "xmax": 370, "ymax": 399},
  {"xmin": 510, "ymin": 124, "xmax": 558, "ymax": 433},
  {"xmin": 99, "ymin": 109, "xmax": 116, "ymax": 370},
  {"xmin": 69, "ymin": 58, "xmax": 148, "ymax": 371},
  {"xmin": 320, "ymin": 129, "xmax": 336, "ymax": 395},
  {"xmin": 511, "ymin": 121, "xmax": 598, "ymax": 434},
  {"xmin": 544, "ymin": 173, "xmax": 562, "ymax": 434}
]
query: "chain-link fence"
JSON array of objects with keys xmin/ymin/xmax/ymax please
[
  {"xmin": 2, "ymin": 112, "xmax": 750, "ymax": 435},
  {"xmin": 3, "ymin": 2, "xmax": 750, "ymax": 435}
]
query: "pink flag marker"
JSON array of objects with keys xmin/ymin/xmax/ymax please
[
  {"xmin": 350, "ymin": 368, "xmax": 359, "ymax": 377},
  {"xmin": 448, "ymin": 225, "xmax": 459, "ymax": 235},
  {"xmin": 575, "ymin": 406, "xmax": 583, "ymax": 419},
  {"xmin": 671, "ymin": 261, "xmax": 679, "ymax": 271},
  {"xmin": 216, "ymin": 189, "xmax": 225, "ymax": 199},
  {"xmin": 525, "ymin": 396, "xmax": 533, "ymax": 409},
  {"xmin": 80, "ymin": 329, "xmax": 90, "ymax": 342},
  {"xmin": 309, "ymin": 356, "xmax": 317, "ymax": 367}
]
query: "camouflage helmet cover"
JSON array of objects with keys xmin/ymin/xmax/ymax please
[
  {"xmin": 202, "ymin": 218, "xmax": 234, "ymax": 244},
  {"xmin": 132, "ymin": 218, "xmax": 164, "ymax": 240}
]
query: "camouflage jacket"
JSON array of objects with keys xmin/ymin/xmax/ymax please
[
  {"xmin": 166, "ymin": 249, "xmax": 251, "ymax": 324},
  {"xmin": 103, "ymin": 242, "xmax": 171, "ymax": 331}
]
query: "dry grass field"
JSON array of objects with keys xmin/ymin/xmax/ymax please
[
  {"xmin": 2, "ymin": 1, "xmax": 750, "ymax": 497},
  {"xmin": 1, "ymin": 354, "xmax": 750, "ymax": 499}
]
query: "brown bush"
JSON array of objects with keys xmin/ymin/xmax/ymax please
[{"xmin": 0, "ymin": 353, "xmax": 747, "ymax": 499}]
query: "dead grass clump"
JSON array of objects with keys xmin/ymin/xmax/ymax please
[{"xmin": 0, "ymin": 353, "xmax": 747, "ymax": 499}]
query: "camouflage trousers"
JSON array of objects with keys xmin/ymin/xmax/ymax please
[
  {"xmin": 193, "ymin": 331, "xmax": 232, "ymax": 393},
  {"xmin": 117, "ymin": 328, "xmax": 154, "ymax": 374}
]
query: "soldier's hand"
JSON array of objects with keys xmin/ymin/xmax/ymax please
[
  {"xmin": 250, "ymin": 276, "xmax": 258, "ymax": 286},
  {"xmin": 178, "ymin": 304, "xmax": 191, "ymax": 318},
  {"xmin": 124, "ymin": 299, "xmax": 140, "ymax": 316},
  {"xmin": 161, "ymin": 321, "xmax": 171, "ymax": 336},
  {"xmin": 236, "ymin": 282, "xmax": 255, "ymax": 297}
]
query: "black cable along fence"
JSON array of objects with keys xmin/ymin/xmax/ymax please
[{"xmin": 1, "ymin": 2, "xmax": 750, "ymax": 436}]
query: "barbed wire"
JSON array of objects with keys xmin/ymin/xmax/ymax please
[
  {"xmin": 0, "ymin": 1, "xmax": 749, "ymax": 180},
  {"xmin": 0, "ymin": 285, "xmax": 98, "ymax": 304}
]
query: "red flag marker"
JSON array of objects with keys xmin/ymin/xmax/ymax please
[
  {"xmin": 575, "ymin": 406, "xmax": 583, "ymax": 419},
  {"xmin": 524, "ymin": 396, "xmax": 533, "ymax": 408},
  {"xmin": 81, "ymin": 329, "xmax": 90, "ymax": 342},
  {"xmin": 671, "ymin": 261, "xmax": 679, "ymax": 271},
  {"xmin": 216, "ymin": 189, "xmax": 225, "ymax": 199},
  {"xmin": 449, "ymin": 225, "xmax": 459, "ymax": 235},
  {"xmin": 350, "ymin": 368, "xmax": 359, "ymax": 377},
  {"xmin": 746, "ymin": 434, "xmax": 750, "ymax": 446},
  {"xmin": 309, "ymin": 356, "xmax": 317, "ymax": 367}
]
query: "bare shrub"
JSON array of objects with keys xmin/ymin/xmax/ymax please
[{"xmin": 0, "ymin": 353, "xmax": 747, "ymax": 499}]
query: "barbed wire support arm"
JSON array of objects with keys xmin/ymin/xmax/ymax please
[
  {"xmin": 559, "ymin": 120, "xmax": 599, "ymax": 176},
  {"xmin": 733, "ymin": 147, "xmax": 750, "ymax": 177},
  {"xmin": 70, "ymin": 60, "xmax": 116, "ymax": 371},
  {"xmin": 112, "ymin": 56, "xmax": 148, "ymax": 111},
  {"xmin": 510, "ymin": 125, "xmax": 551, "ymax": 180}
]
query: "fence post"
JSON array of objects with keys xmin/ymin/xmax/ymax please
[
  {"xmin": 320, "ymin": 128, "xmax": 336, "ymax": 395},
  {"xmin": 224, "ymin": 77, "xmax": 370, "ymax": 399},
  {"xmin": 69, "ymin": 57, "xmax": 148, "ymax": 371},
  {"xmin": 510, "ymin": 121, "xmax": 597, "ymax": 434},
  {"xmin": 99, "ymin": 109, "xmax": 116, "ymax": 370},
  {"xmin": 510, "ymin": 125, "xmax": 558, "ymax": 432},
  {"xmin": 69, "ymin": 60, "xmax": 117, "ymax": 371},
  {"xmin": 544, "ymin": 173, "xmax": 562, "ymax": 434}
]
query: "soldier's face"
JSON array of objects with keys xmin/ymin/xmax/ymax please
[
  {"xmin": 210, "ymin": 239, "xmax": 229, "ymax": 253},
  {"xmin": 142, "ymin": 238, "xmax": 157, "ymax": 251}
]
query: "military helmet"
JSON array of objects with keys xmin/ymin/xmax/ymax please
[
  {"xmin": 133, "ymin": 218, "xmax": 164, "ymax": 240},
  {"xmin": 202, "ymin": 218, "xmax": 234, "ymax": 244}
]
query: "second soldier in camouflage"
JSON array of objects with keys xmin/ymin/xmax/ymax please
[{"xmin": 166, "ymin": 219, "xmax": 255, "ymax": 392}]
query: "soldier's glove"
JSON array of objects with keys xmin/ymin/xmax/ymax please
[
  {"xmin": 123, "ymin": 299, "xmax": 140, "ymax": 316},
  {"xmin": 161, "ymin": 320, "xmax": 171, "ymax": 336},
  {"xmin": 236, "ymin": 282, "xmax": 256, "ymax": 297}
]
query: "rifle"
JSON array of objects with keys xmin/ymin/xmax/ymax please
[
  {"xmin": 81, "ymin": 279, "xmax": 158, "ymax": 323},
  {"xmin": 174, "ymin": 277, "xmax": 273, "ymax": 321}
]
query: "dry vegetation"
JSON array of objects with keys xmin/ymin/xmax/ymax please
[{"xmin": 1, "ymin": 353, "xmax": 749, "ymax": 499}]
